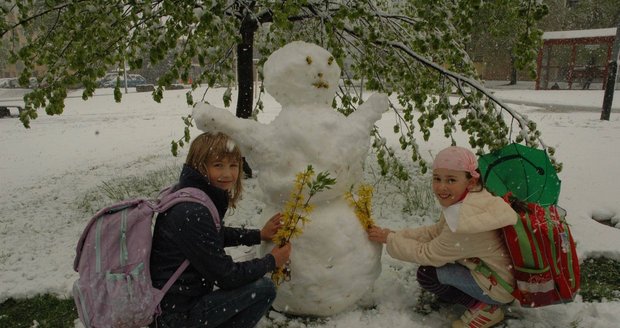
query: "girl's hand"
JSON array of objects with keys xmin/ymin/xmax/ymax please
[
  {"xmin": 270, "ymin": 242, "xmax": 292, "ymax": 268},
  {"xmin": 367, "ymin": 225, "xmax": 393, "ymax": 244},
  {"xmin": 260, "ymin": 213, "xmax": 283, "ymax": 241}
]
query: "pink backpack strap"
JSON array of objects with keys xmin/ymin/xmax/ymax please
[
  {"xmin": 156, "ymin": 186, "xmax": 221, "ymax": 230},
  {"xmin": 157, "ymin": 260, "xmax": 190, "ymax": 299},
  {"xmin": 154, "ymin": 186, "xmax": 221, "ymax": 300}
]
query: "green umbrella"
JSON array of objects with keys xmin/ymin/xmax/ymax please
[{"xmin": 478, "ymin": 143, "xmax": 561, "ymax": 206}]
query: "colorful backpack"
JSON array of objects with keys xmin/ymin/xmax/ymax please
[
  {"xmin": 475, "ymin": 194, "xmax": 580, "ymax": 308},
  {"xmin": 72, "ymin": 185, "xmax": 220, "ymax": 328}
]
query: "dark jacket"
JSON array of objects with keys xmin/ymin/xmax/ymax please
[{"xmin": 150, "ymin": 164, "xmax": 276, "ymax": 313}]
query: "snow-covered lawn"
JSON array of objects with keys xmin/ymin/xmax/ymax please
[{"xmin": 0, "ymin": 85, "xmax": 619, "ymax": 327}]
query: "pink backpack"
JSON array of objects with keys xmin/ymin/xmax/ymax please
[{"xmin": 72, "ymin": 186, "xmax": 220, "ymax": 328}]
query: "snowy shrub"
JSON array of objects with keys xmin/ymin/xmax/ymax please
[{"xmin": 579, "ymin": 257, "xmax": 620, "ymax": 302}]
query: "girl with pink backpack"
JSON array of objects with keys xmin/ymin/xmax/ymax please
[{"xmin": 150, "ymin": 132, "xmax": 291, "ymax": 328}]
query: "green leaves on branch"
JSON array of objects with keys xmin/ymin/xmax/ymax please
[
  {"xmin": 171, "ymin": 115, "xmax": 194, "ymax": 157},
  {"xmin": 307, "ymin": 169, "xmax": 337, "ymax": 197},
  {"xmin": 4, "ymin": 0, "xmax": 238, "ymax": 125},
  {"xmin": 513, "ymin": 1, "xmax": 548, "ymax": 79},
  {"xmin": 3, "ymin": 0, "xmax": 555, "ymax": 174}
]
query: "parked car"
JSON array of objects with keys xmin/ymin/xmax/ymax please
[
  {"xmin": 0, "ymin": 77, "xmax": 44, "ymax": 89},
  {"xmin": 0, "ymin": 77, "xmax": 25, "ymax": 88},
  {"xmin": 0, "ymin": 78, "xmax": 14, "ymax": 88},
  {"xmin": 0, "ymin": 105, "xmax": 25, "ymax": 118},
  {"xmin": 97, "ymin": 73, "xmax": 147, "ymax": 88}
]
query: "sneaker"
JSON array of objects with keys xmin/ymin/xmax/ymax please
[{"xmin": 451, "ymin": 305, "xmax": 504, "ymax": 328}]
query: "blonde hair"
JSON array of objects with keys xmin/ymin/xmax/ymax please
[{"xmin": 185, "ymin": 132, "xmax": 243, "ymax": 207}]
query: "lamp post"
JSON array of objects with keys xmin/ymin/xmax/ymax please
[
  {"xmin": 601, "ymin": 24, "xmax": 620, "ymax": 121},
  {"xmin": 123, "ymin": 59, "xmax": 129, "ymax": 94}
]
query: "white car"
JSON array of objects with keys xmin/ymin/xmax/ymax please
[
  {"xmin": 97, "ymin": 73, "xmax": 147, "ymax": 88},
  {"xmin": 0, "ymin": 77, "xmax": 40, "ymax": 88}
]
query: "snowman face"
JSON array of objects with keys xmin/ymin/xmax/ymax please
[{"xmin": 263, "ymin": 41, "xmax": 341, "ymax": 107}]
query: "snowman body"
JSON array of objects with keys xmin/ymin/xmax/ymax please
[{"xmin": 193, "ymin": 41, "xmax": 387, "ymax": 316}]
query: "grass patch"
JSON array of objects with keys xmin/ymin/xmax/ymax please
[
  {"xmin": 76, "ymin": 164, "xmax": 180, "ymax": 214},
  {"xmin": 394, "ymin": 175, "xmax": 437, "ymax": 215},
  {"xmin": 364, "ymin": 155, "xmax": 438, "ymax": 216},
  {"xmin": 0, "ymin": 294, "xmax": 77, "ymax": 328},
  {"xmin": 579, "ymin": 257, "xmax": 620, "ymax": 302}
]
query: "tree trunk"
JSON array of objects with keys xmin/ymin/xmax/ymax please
[
  {"xmin": 235, "ymin": 15, "xmax": 257, "ymax": 119},
  {"xmin": 509, "ymin": 54, "xmax": 517, "ymax": 85},
  {"xmin": 236, "ymin": 12, "xmax": 258, "ymax": 177}
]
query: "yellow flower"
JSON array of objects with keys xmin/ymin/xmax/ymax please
[
  {"xmin": 346, "ymin": 184, "xmax": 375, "ymax": 230},
  {"xmin": 271, "ymin": 165, "xmax": 335, "ymax": 286}
]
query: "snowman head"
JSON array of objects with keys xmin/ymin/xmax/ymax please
[{"xmin": 263, "ymin": 41, "xmax": 341, "ymax": 107}]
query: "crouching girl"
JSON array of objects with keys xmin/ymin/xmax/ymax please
[
  {"xmin": 150, "ymin": 132, "xmax": 291, "ymax": 328},
  {"xmin": 368, "ymin": 146, "xmax": 517, "ymax": 328}
]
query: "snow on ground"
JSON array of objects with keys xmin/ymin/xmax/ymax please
[{"xmin": 1, "ymin": 84, "xmax": 619, "ymax": 327}]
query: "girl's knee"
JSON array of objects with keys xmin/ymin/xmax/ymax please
[
  {"xmin": 416, "ymin": 266, "xmax": 439, "ymax": 288},
  {"xmin": 254, "ymin": 277, "xmax": 277, "ymax": 300}
]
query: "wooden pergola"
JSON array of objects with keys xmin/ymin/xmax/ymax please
[{"xmin": 536, "ymin": 28, "xmax": 617, "ymax": 90}]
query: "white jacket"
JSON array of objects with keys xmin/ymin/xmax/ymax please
[{"xmin": 386, "ymin": 189, "xmax": 518, "ymax": 303}]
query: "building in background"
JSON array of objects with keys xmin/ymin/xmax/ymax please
[
  {"xmin": 0, "ymin": 11, "xmax": 46, "ymax": 80},
  {"xmin": 535, "ymin": 27, "xmax": 617, "ymax": 90}
]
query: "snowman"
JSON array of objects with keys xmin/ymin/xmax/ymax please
[{"xmin": 192, "ymin": 41, "xmax": 388, "ymax": 316}]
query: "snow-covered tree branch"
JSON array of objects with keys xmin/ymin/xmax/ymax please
[{"xmin": 1, "ymin": 0, "xmax": 557, "ymax": 175}]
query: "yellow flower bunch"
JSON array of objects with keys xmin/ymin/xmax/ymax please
[
  {"xmin": 345, "ymin": 184, "xmax": 375, "ymax": 230},
  {"xmin": 272, "ymin": 168, "xmax": 315, "ymax": 247},
  {"xmin": 271, "ymin": 165, "xmax": 335, "ymax": 286}
]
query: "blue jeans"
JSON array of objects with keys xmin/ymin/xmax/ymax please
[
  {"xmin": 153, "ymin": 277, "xmax": 276, "ymax": 328},
  {"xmin": 436, "ymin": 263, "xmax": 502, "ymax": 305}
]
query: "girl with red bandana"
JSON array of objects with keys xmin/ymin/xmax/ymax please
[{"xmin": 368, "ymin": 146, "xmax": 518, "ymax": 328}]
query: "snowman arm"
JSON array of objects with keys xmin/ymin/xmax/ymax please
[
  {"xmin": 348, "ymin": 92, "xmax": 389, "ymax": 130},
  {"xmin": 192, "ymin": 103, "xmax": 262, "ymax": 147}
]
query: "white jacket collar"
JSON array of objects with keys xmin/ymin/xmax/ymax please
[{"xmin": 442, "ymin": 202, "xmax": 463, "ymax": 232}]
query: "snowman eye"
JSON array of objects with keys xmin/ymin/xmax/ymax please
[
  {"xmin": 306, "ymin": 56, "xmax": 312, "ymax": 64},
  {"xmin": 328, "ymin": 56, "xmax": 334, "ymax": 65},
  {"xmin": 318, "ymin": 73, "xmax": 323, "ymax": 78}
]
